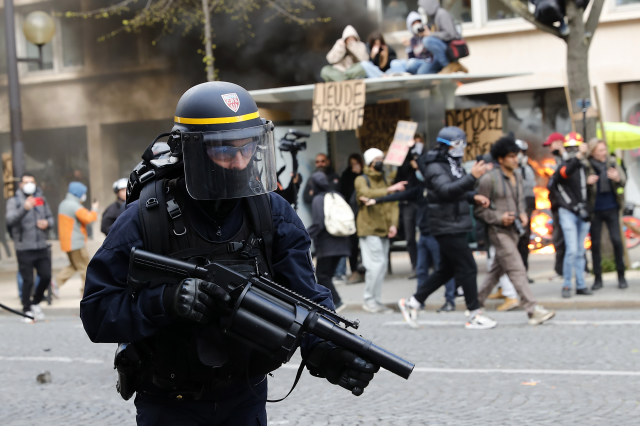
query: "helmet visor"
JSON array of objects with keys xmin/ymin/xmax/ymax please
[{"xmin": 182, "ymin": 123, "xmax": 277, "ymax": 200}]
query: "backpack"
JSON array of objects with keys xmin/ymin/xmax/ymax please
[{"xmin": 324, "ymin": 192, "xmax": 356, "ymax": 237}]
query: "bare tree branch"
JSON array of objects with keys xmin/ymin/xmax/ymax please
[
  {"xmin": 76, "ymin": 0, "xmax": 138, "ymax": 16},
  {"xmin": 498, "ymin": 0, "xmax": 562, "ymax": 39},
  {"xmin": 209, "ymin": 0, "xmax": 223, "ymax": 13},
  {"xmin": 263, "ymin": 0, "xmax": 307, "ymax": 24},
  {"xmin": 585, "ymin": 0, "xmax": 605, "ymax": 38}
]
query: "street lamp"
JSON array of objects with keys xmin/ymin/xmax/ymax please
[{"xmin": 3, "ymin": 7, "xmax": 56, "ymax": 188}]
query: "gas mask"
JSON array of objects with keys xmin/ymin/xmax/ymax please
[
  {"xmin": 22, "ymin": 182, "xmax": 36, "ymax": 195},
  {"xmin": 447, "ymin": 139, "xmax": 467, "ymax": 158},
  {"xmin": 517, "ymin": 152, "xmax": 529, "ymax": 167},
  {"xmin": 80, "ymin": 194, "xmax": 87, "ymax": 203}
]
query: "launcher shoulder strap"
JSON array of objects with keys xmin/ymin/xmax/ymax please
[
  {"xmin": 138, "ymin": 179, "xmax": 171, "ymax": 255},
  {"xmin": 244, "ymin": 194, "xmax": 275, "ymax": 277}
]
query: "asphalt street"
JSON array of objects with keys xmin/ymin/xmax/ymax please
[{"xmin": 1, "ymin": 309, "xmax": 640, "ymax": 425}]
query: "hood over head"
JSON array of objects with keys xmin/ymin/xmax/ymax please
[
  {"xmin": 68, "ymin": 182, "xmax": 87, "ymax": 198},
  {"xmin": 406, "ymin": 11, "xmax": 422, "ymax": 32},
  {"xmin": 342, "ymin": 25, "xmax": 360, "ymax": 41},
  {"xmin": 419, "ymin": 0, "xmax": 440, "ymax": 16},
  {"xmin": 311, "ymin": 171, "xmax": 331, "ymax": 194}
]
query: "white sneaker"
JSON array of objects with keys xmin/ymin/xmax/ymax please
[
  {"xmin": 50, "ymin": 279, "xmax": 60, "ymax": 299},
  {"xmin": 398, "ymin": 298, "xmax": 420, "ymax": 329},
  {"xmin": 528, "ymin": 305, "xmax": 555, "ymax": 326},
  {"xmin": 362, "ymin": 303, "xmax": 381, "ymax": 313},
  {"xmin": 31, "ymin": 304, "xmax": 46, "ymax": 321},
  {"xmin": 22, "ymin": 311, "xmax": 35, "ymax": 324},
  {"xmin": 465, "ymin": 311, "xmax": 497, "ymax": 330},
  {"xmin": 375, "ymin": 302, "xmax": 393, "ymax": 314}
]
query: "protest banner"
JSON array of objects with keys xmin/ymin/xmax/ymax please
[
  {"xmin": 358, "ymin": 100, "xmax": 411, "ymax": 152},
  {"xmin": 312, "ymin": 80, "xmax": 366, "ymax": 132},
  {"xmin": 383, "ymin": 121, "xmax": 418, "ymax": 166},
  {"xmin": 445, "ymin": 105, "xmax": 506, "ymax": 162}
]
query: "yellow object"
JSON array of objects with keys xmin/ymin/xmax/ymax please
[
  {"xmin": 563, "ymin": 132, "xmax": 584, "ymax": 147},
  {"xmin": 497, "ymin": 297, "xmax": 519, "ymax": 311},
  {"xmin": 487, "ymin": 288, "xmax": 505, "ymax": 299},
  {"xmin": 174, "ymin": 111, "xmax": 260, "ymax": 125}
]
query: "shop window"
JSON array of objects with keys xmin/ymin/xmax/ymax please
[
  {"xmin": 445, "ymin": 0, "xmax": 473, "ymax": 23},
  {"xmin": 486, "ymin": 0, "xmax": 527, "ymax": 21},
  {"xmin": 617, "ymin": 0, "xmax": 640, "ymax": 5},
  {"xmin": 382, "ymin": 0, "xmax": 412, "ymax": 33}
]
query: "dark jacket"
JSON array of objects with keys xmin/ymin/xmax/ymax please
[
  {"xmin": 80, "ymin": 192, "xmax": 332, "ymax": 354},
  {"xmin": 585, "ymin": 155, "xmax": 626, "ymax": 214},
  {"xmin": 369, "ymin": 44, "xmax": 397, "ymax": 72},
  {"xmin": 419, "ymin": 149, "xmax": 477, "ymax": 236},
  {"xmin": 339, "ymin": 167, "xmax": 362, "ymax": 201},
  {"xmin": 548, "ymin": 156, "xmax": 589, "ymax": 215},
  {"xmin": 101, "ymin": 200, "xmax": 125, "ymax": 236},
  {"xmin": 6, "ymin": 188, "xmax": 54, "ymax": 251},
  {"xmin": 308, "ymin": 173, "xmax": 351, "ymax": 259},
  {"xmin": 303, "ymin": 167, "xmax": 339, "ymax": 204},
  {"xmin": 419, "ymin": 0, "xmax": 461, "ymax": 42}
]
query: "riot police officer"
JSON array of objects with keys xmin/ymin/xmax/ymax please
[{"xmin": 80, "ymin": 82, "xmax": 380, "ymax": 425}]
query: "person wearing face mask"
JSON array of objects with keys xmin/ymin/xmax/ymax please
[
  {"xmin": 57, "ymin": 182, "xmax": 99, "ymax": 294},
  {"xmin": 398, "ymin": 127, "xmax": 497, "ymax": 329},
  {"xmin": 5, "ymin": 173, "xmax": 55, "ymax": 322},
  {"xmin": 101, "ymin": 178, "xmax": 128, "ymax": 236},
  {"xmin": 543, "ymin": 132, "xmax": 567, "ymax": 280},
  {"xmin": 321, "ymin": 25, "xmax": 369, "ymax": 82},
  {"xmin": 514, "ymin": 139, "xmax": 537, "ymax": 280},
  {"xmin": 355, "ymin": 148, "xmax": 407, "ymax": 313},
  {"xmin": 386, "ymin": 12, "xmax": 431, "ymax": 75}
]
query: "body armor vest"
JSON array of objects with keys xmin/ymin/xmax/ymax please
[{"xmin": 139, "ymin": 179, "xmax": 281, "ymax": 388}]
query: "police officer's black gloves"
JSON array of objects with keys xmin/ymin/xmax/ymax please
[
  {"xmin": 307, "ymin": 341, "xmax": 380, "ymax": 396},
  {"xmin": 163, "ymin": 278, "xmax": 233, "ymax": 324}
]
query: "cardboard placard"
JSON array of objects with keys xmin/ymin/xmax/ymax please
[
  {"xmin": 312, "ymin": 80, "xmax": 366, "ymax": 132},
  {"xmin": 445, "ymin": 105, "xmax": 505, "ymax": 162},
  {"xmin": 383, "ymin": 121, "xmax": 418, "ymax": 166},
  {"xmin": 358, "ymin": 100, "xmax": 411, "ymax": 152}
]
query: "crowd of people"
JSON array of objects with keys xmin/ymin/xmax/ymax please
[
  {"xmin": 6, "ymin": 175, "xmax": 130, "ymax": 323},
  {"xmin": 320, "ymin": 0, "xmax": 468, "ymax": 82},
  {"xmin": 304, "ymin": 125, "xmax": 629, "ymax": 330}
]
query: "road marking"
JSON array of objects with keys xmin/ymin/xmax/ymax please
[
  {"xmin": 0, "ymin": 356, "xmax": 104, "ymax": 364},
  {"xmin": 383, "ymin": 320, "xmax": 640, "ymax": 326},
  {"xmin": 280, "ymin": 364, "xmax": 640, "ymax": 376}
]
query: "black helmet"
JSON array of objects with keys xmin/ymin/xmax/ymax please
[{"xmin": 171, "ymin": 82, "xmax": 277, "ymax": 200}]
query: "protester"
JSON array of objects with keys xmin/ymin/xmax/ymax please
[
  {"xmin": 387, "ymin": 11, "xmax": 431, "ymax": 75},
  {"xmin": 530, "ymin": 0, "xmax": 570, "ymax": 36},
  {"xmin": 417, "ymin": 0, "xmax": 467, "ymax": 74},
  {"xmin": 544, "ymin": 132, "xmax": 566, "ymax": 280},
  {"xmin": 101, "ymin": 178, "xmax": 127, "ymax": 236},
  {"xmin": 514, "ymin": 139, "xmax": 537, "ymax": 281},
  {"xmin": 394, "ymin": 135, "xmax": 425, "ymax": 276},
  {"xmin": 363, "ymin": 31, "xmax": 398, "ymax": 77},
  {"xmin": 57, "ymin": 182, "xmax": 99, "ymax": 294},
  {"xmin": 6, "ymin": 173, "xmax": 54, "ymax": 322},
  {"xmin": 321, "ymin": 25, "xmax": 369, "ymax": 82},
  {"xmin": 475, "ymin": 136, "xmax": 555, "ymax": 325},
  {"xmin": 275, "ymin": 171, "xmax": 301, "ymax": 206},
  {"xmin": 586, "ymin": 138, "xmax": 627, "ymax": 290},
  {"xmin": 359, "ymin": 159, "xmax": 458, "ymax": 313},
  {"xmin": 303, "ymin": 153, "xmax": 340, "ymax": 204},
  {"xmin": 355, "ymin": 148, "xmax": 406, "ymax": 313},
  {"xmin": 339, "ymin": 153, "xmax": 365, "ymax": 284},
  {"xmin": 398, "ymin": 126, "xmax": 497, "ymax": 329},
  {"xmin": 485, "ymin": 245, "xmax": 520, "ymax": 311},
  {"xmin": 548, "ymin": 132, "xmax": 593, "ymax": 297},
  {"xmin": 308, "ymin": 172, "xmax": 349, "ymax": 312}
]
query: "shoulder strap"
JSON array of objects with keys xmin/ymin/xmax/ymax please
[
  {"xmin": 244, "ymin": 194, "xmax": 275, "ymax": 277},
  {"xmin": 363, "ymin": 174, "xmax": 371, "ymax": 188},
  {"xmin": 138, "ymin": 179, "xmax": 171, "ymax": 254}
]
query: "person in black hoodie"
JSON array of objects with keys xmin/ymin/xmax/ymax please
[
  {"xmin": 397, "ymin": 126, "xmax": 496, "ymax": 329},
  {"xmin": 308, "ymin": 172, "xmax": 350, "ymax": 312},
  {"xmin": 101, "ymin": 178, "xmax": 128, "ymax": 236}
]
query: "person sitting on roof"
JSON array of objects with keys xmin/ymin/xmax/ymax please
[
  {"xmin": 386, "ymin": 11, "xmax": 431, "ymax": 76},
  {"xmin": 320, "ymin": 25, "xmax": 370, "ymax": 82}
]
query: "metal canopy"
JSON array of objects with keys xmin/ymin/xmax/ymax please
[{"xmin": 249, "ymin": 72, "xmax": 529, "ymax": 104}]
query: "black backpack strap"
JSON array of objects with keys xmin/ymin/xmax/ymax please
[
  {"xmin": 138, "ymin": 179, "xmax": 171, "ymax": 254},
  {"xmin": 244, "ymin": 194, "xmax": 274, "ymax": 277},
  {"xmin": 164, "ymin": 189, "xmax": 191, "ymax": 252}
]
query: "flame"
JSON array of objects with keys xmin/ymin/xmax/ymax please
[
  {"xmin": 529, "ymin": 159, "xmax": 557, "ymax": 178},
  {"xmin": 533, "ymin": 187, "xmax": 551, "ymax": 210}
]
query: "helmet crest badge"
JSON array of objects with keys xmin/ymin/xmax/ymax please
[{"xmin": 221, "ymin": 93, "xmax": 240, "ymax": 113}]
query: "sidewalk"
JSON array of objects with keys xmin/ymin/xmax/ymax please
[{"xmin": 2, "ymin": 240, "xmax": 640, "ymax": 317}]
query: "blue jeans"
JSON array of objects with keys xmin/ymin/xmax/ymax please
[
  {"xmin": 416, "ymin": 234, "xmax": 456, "ymax": 305},
  {"xmin": 558, "ymin": 207, "xmax": 590, "ymax": 289},
  {"xmin": 360, "ymin": 60, "xmax": 384, "ymax": 78},
  {"xmin": 420, "ymin": 36, "xmax": 450, "ymax": 74},
  {"xmin": 334, "ymin": 256, "xmax": 347, "ymax": 277},
  {"xmin": 17, "ymin": 272, "xmax": 41, "ymax": 299},
  {"xmin": 387, "ymin": 59, "xmax": 407, "ymax": 73}
]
